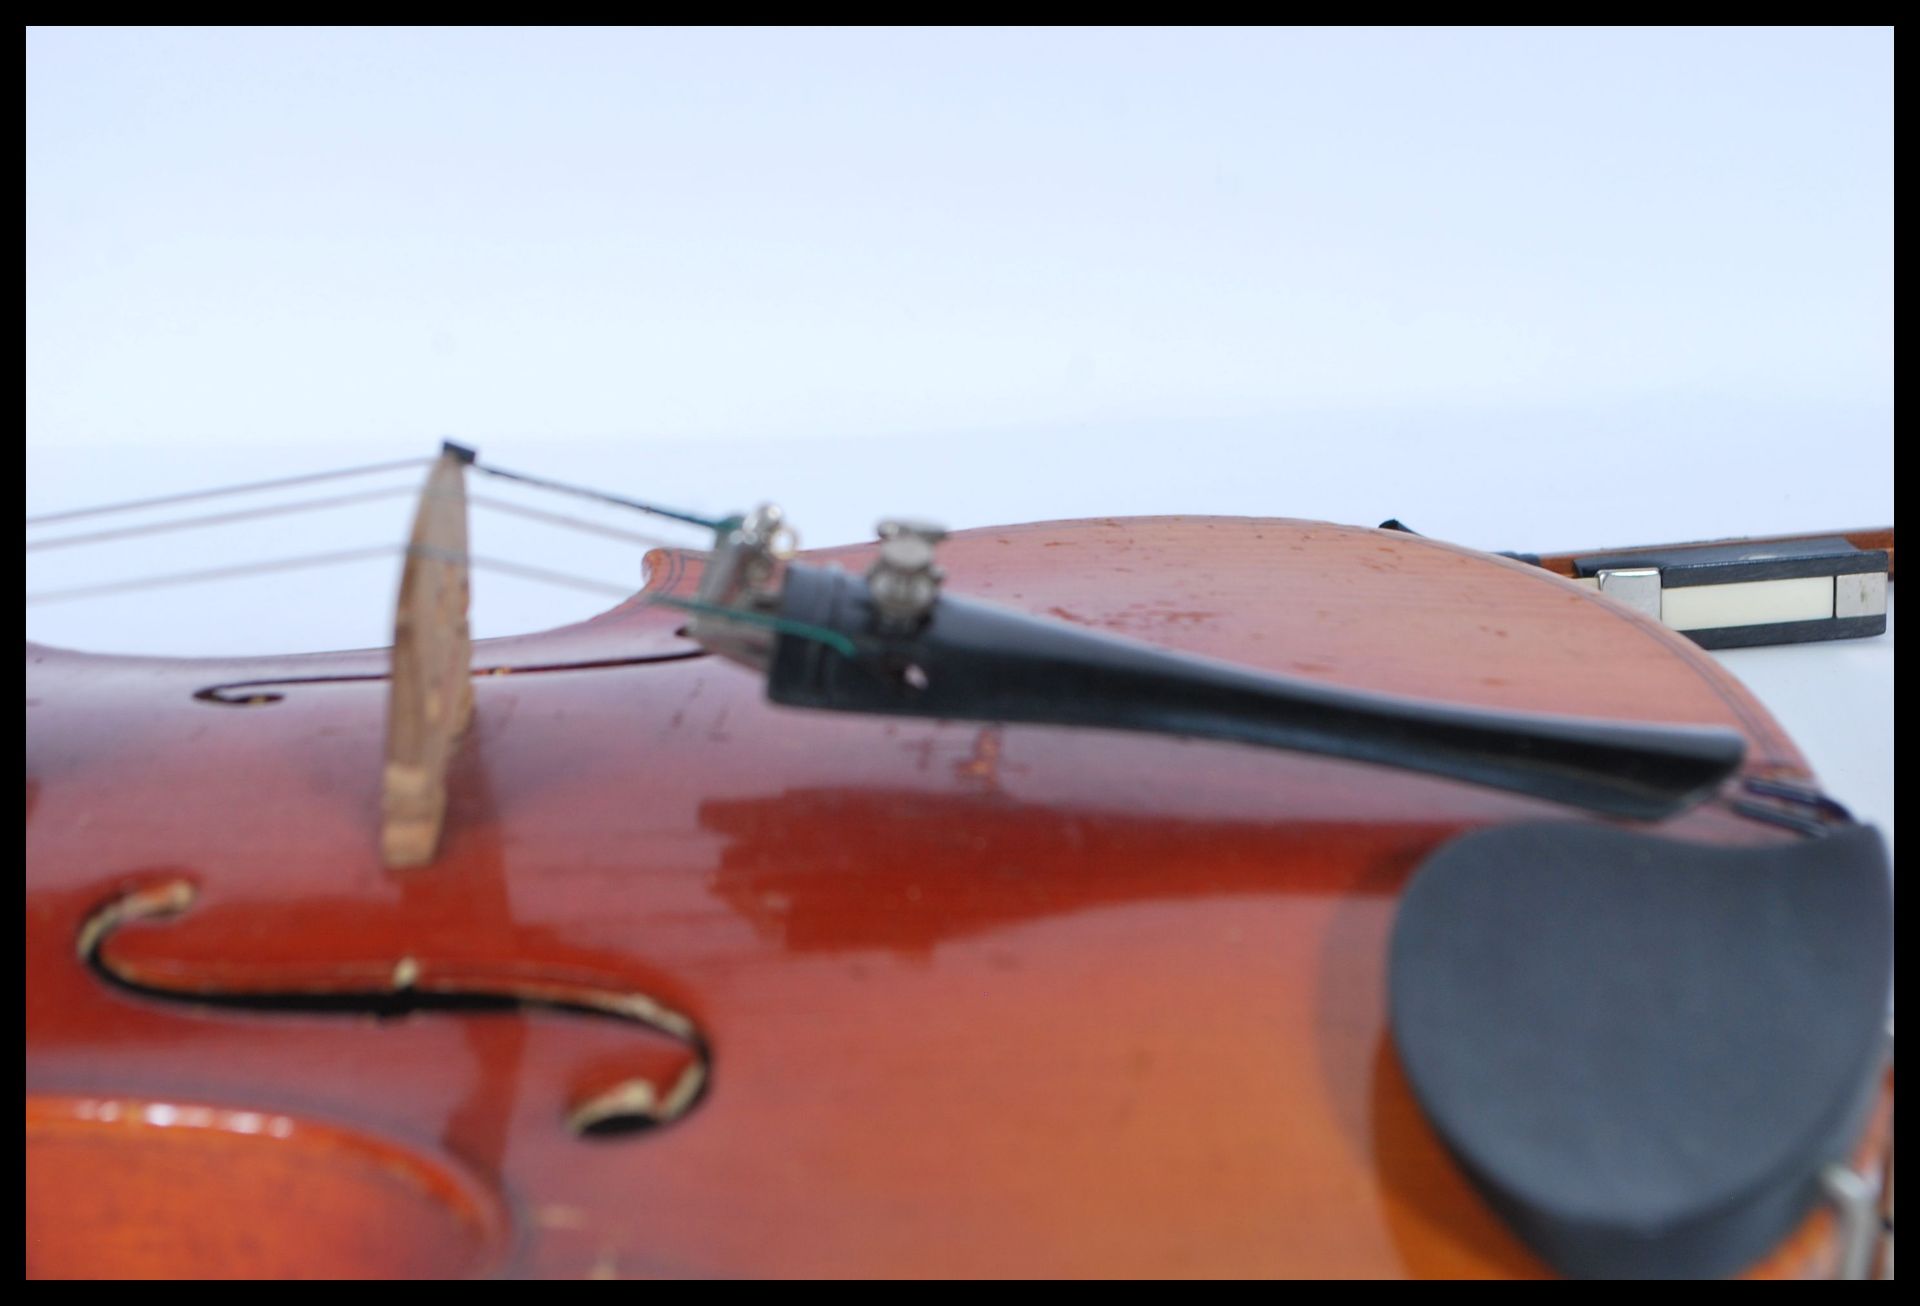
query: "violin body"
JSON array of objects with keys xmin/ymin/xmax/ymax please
[{"xmin": 24, "ymin": 515, "xmax": 1891, "ymax": 1278}]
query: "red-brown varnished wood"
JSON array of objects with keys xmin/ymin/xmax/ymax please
[
  {"xmin": 24, "ymin": 516, "xmax": 1883, "ymax": 1278},
  {"xmin": 25, "ymin": 1094, "xmax": 506, "ymax": 1279}
]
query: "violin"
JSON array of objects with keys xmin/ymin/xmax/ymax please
[{"xmin": 24, "ymin": 447, "xmax": 1894, "ymax": 1279}]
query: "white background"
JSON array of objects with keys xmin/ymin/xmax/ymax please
[{"xmin": 25, "ymin": 27, "xmax": 1892, "ymax": 840}]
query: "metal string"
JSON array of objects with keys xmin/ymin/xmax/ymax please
[
  {"xmin": 21, "ymin": 453, "xmax": 855, "ymax": 650},
  {"xmin": 25, "ymin": 485, "xmax": 424, "ymax": 552},
  {"xmin": 468, "ymin": 459, "xmax": 729, "ymax": 532},
  {"xmin": 26, "ymin": 546, "xmax": 405, "ymax": 605},
  {"xmin": 26, "ymin": 486, "xmax": 688, "ymax": 555},
  {"xmin": 466, "ymin": 493, "xmax": 684, "ymax": 550},
  {"xmin": 24, "ymin": 456, "xmax": 435, "ymax": 527},
  {"xmin": 411, "ymin": 546, "xmax": 639, "ymax": 598},
  {"xmin": 26, "ymin": 544, "xmax": 650, "ymax": 606},
  {"xmin": 26, "ymin": 543, "xmax": 856, "ymax": 656}
]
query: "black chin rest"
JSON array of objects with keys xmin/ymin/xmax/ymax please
[{"xmin": 1389, "ymin": 821, "xmax": 1892, "ymax": 1279}]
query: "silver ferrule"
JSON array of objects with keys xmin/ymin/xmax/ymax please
[{"xmin": 687, "ymin": 503, "xmax": 792, "ymax": 671}]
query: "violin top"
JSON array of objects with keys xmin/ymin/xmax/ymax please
[{"xmin": 25, "ymin": 514, "xmax": 1892, "ymax": 1278}]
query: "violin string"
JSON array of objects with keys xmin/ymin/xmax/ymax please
[
  {"xmin": 20, "ymin": 449, "xmax": 854, "ymax": 646},
  {"xmin": 468, "ymin": 459, "xmax": 729, "ymax": 532},
  {"xmin": 24, "ymin": 456, "xmax": 435, "ymax": 528},
  {"xmin": 25, "ymin": 546, "xmax": 405, "ymax": 605},
  {"xmin": 24, "ymin": 485, "xmax": 424, "ymax": 552},
  {"xmin": 26, "ymin": 534, "xmax": 855, "ymax": 655},
  {"xmin": 27, "ymin": 542, "xmax": 674, "ymax": 608},
  {"xmin": 467, "ymin": 493, "xmax": 686, "ymax": 551},
  {"xmin": 26, "ymin": 487, "xmax": 691, "ymax": 555},
  {"xmin": 27, "ymin": 451, "xmax": 724, "ymax": 541},
  {"xmin": 407, "ymin": 545, "xmax": 640, "ymax": 599}
]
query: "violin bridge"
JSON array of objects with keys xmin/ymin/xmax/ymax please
[{"xmin": 381, "ymin": 442, "xmax": 477, "ymax": 868}]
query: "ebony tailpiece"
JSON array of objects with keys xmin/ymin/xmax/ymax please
[{"xmin": 763, "ymin": 563, "xmax": 1745, "ymax": 821}]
